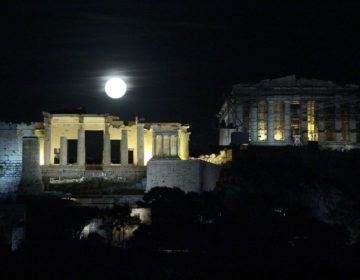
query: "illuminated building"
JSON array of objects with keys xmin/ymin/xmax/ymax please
[
  {"xmin": 39, "ymin": 112, "xmax": 190, "ymax": 167},
  {"xmin": 0, "ymin": 113, "xmax": 191, "ymax": 193},
  {"xmin": 218, "ymin": 75, "xmax": 360, "ymax": 150}
]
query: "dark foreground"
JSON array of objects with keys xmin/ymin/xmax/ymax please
[
  {"xmin": 1, "ymin": 236, "xmax": 359, "ymax": 279},
  {"xmin": 1, "ymin": 147, "xmax": 360, "ymax": 278}
]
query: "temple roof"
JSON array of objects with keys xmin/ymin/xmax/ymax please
[{"xmin": 233, "ymin": 75, "xmax": 359, "ymax": 90}]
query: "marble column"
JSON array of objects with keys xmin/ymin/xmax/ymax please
[
  {"xmin": 318, "ymin": 102, "xmax": 325, "ymax": 142},
  {"xmin": 155, "ymin": 135, "xmax": 163, "ymax": 156},
  {"xmin": 175, "ymin": 136, "xmax": 179, "ymax": 156},
  {"xmin": 164, "ymin": 135, "xmax": 171, "ymax": 156},
  {"xmin": 300, "ymin": 101, "xmax": 308, "ymax": 144},
  {"xmin": 152, "ymin": 131, "xmax": 156, "ymax": 158},
  {"xmin": 103, "ymin": 127, "xmax": 111, "ymax": 166},
  {"xmin": 44, "ymin": 117, "xmax": 51, "ymax": 166},
  {"xmin": 121, "ymin": 129, "xmax": 128, "ymax": 165},
  {"xmin": 60, "ymin": 136, "xmax": 67, "ymax": 165},
  {"xmin": 137, "ymin": 124, "xmax": 144, "ymax": 165},
  {"xmin": 183, "ymin": 132, "xmax": 190, "ymax": 160},
  {"xmin": 77, "ymin": 128, "xmax": 85, "ymax": 166},
  {"xmin": 267, "ymin": 100, "xmax": 274, "ymax": 143},
  {"xmin": 170, "ymin": 135, "xmax": 178, "ymax": 156},
  {"xmin": 350, "ymin": 104, "xmax": 357, "ymax": 143},
  {"xmin": 284, "ymin": 100, "xmax": 291, "ymax": 143},
  {"xmin": 250, "ymin": 102, "xmax": 258, "ymax": 143},
  {"xmin": 335, "ymin": 103, "xmax": 342, "ymax": 142},
  {"xmin": 237, "ymin": 104, "xmax": 244, "ymax": 132}
]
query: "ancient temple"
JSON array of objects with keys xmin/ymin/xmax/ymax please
[
  {"xmin": 0, "ymin": 113, "xmax": 191, "ymax": 193},
  {"xmin": 38, "ymin": 112, "xmax": 190, "ymax": 167},
  {"xmin": 218, "ymin": 75, "xmax": 360, "ymax": 150}
]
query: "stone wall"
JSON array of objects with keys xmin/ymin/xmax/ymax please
[
  {"xmin": 42, "ymin": 165, "xmax": 146, "ymax": 184},
  {"xmin": 19, "ymin": 137, "xmax": 44, "ymax": 194},
  {"xmin": 0, "ymin": 123, "xmax": 36, "ymax": 195},
  {"xmin": 202, "ymin": 160, "xmax": 222, "ymax": 191},
  {"xmin": 0, "ymin": 123, "xmax": 21, "ymax": 194},
  {"xmin": 73, "ymin": 194, "xmax": 145, "ymax": 208},
  {"xmin": 146, "ymin": 159, "xmax": 221, "ymax": 193}
]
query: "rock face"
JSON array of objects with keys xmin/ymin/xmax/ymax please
[
  {"xmin": 146, "ymin": 158, "xmax": 221, "ymax": 193},
  {"xmin": 18, "ymin": 137, "xmax": 44, "ymax": 194}
]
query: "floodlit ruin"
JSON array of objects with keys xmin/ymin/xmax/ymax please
[
  {"xmin": 1, "ymin": 112, "xmax": 220, "ymax": 194},
  {"xmin": 40, "ymin": 112, "xmax": 190, "ymax": 167},
  {"xmin": 218, "ymin": 75, "xmax": 360, "ymax": 150}
]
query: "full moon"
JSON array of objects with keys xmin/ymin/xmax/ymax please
[{"xmin": 105, "ymin": 77, "xmax": 127, "ymax": 99}]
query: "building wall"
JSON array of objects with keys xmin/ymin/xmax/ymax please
[
  {"xmin": 19, "ymin": 137, "xmax": 43, "ymax": 194},
  {"xmin": 146, "ymin": 159, "xmax": 221, "ymax": 193},
  {"xmin": 1, "ymin": 114, "xmax": 191, "ymax": 193},
  {"xmin": 0, "ymin": 123, "xmax": 22, "ymax": 194},
  {"xmin": 45, "ymin": 114, "xmax": 189, "ymax": 166},
  {"xmin": 0, "ymin": 123, "xmax": 35, "ymax": 194}
]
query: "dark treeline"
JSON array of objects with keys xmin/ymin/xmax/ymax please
[{"xmin": 1, "ymin": 147, "xmax": 360, "ymax": 278}]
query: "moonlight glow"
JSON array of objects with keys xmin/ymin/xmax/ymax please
[{"xmin": 105, "ymin": 77, "xmax": 127, "ymax": 99}]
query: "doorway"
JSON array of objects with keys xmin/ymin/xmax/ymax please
[{"xmin": 85, "ymin": 131, "xmax": 103, "ymax": 164}]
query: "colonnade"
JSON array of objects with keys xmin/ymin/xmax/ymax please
[
  {"xmin": 249, "ymin": 99, "xmax": 292, "ymax": 144},
  {"xmin": 242, "ymin": 99, "xmax": 357, "ymax": 145},
  {"xmin": 152, "ymin": 133, "xmax": 179, "ymax": 157},
  {"xmin": 44, "ymin": 125, "xmax": 190, "ymax": 166},
  {"xmin": 44, "ymin": 123, "xmax": 135, "ymax": 166}
]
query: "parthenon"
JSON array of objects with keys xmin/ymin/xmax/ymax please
[{"xmin": 218, "ymin": 75, "xmax": 360, "ymax": 150}]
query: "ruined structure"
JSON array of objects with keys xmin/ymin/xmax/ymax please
[
  {"xmin": 1, "ymin": 112, "xmax": 220, "ymax": 195},
  {"xmin": 38, "ymin": 113, "xmax": 190, "ymax": 185},
  {"xmin": 218, "ymin": 75, "xmax": 360, "ymax": 150}
]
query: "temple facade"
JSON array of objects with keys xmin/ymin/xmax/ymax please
[
  {"xmin": 38, "ymin": 112, "xmax": 190, "ymax": 167},
  {"xmin": 0, "ymin": 113, "xmax": 191, "ymax": 193},
  {"xmin": 218, "ymin": 75, "xmax": 360, "ymax": 150}
]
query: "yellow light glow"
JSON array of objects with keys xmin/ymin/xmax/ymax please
[
  {"xmin": 274, "ymin": 132, "xmax": 283, "ymax": 141},
  {"xmin": 144, "ymin": 150, "xmax": 152, "ymax": 166},
  {"xmin": 258, "ymin": 101, "xmax": 267, "ymax": 141},
  {"xmin": 35, "ymin": 130, "xmax": 45, "ymax": 165},
  {"xmin": 258, "ymin": 132, "xmax": 267, "ymax": 141},
  {"xmin": 105, "ymin": 77, "xmax": 127, "ymax": 99},
  {"xmin": 307, "ymin": 101, "xmax": 318, "ymax": 141},
  {"xmin": 274, "ymin": 101, "xmax": 284, "ymax": 140}
]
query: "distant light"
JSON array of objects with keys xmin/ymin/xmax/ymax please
[{"xmin": 105, "ymin": 77, "xmax": 127, "ymax": 99}]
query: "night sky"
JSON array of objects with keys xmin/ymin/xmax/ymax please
[{"xmin": 1, "ymin": 1, "xmax": 359, "ymax": 151}]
